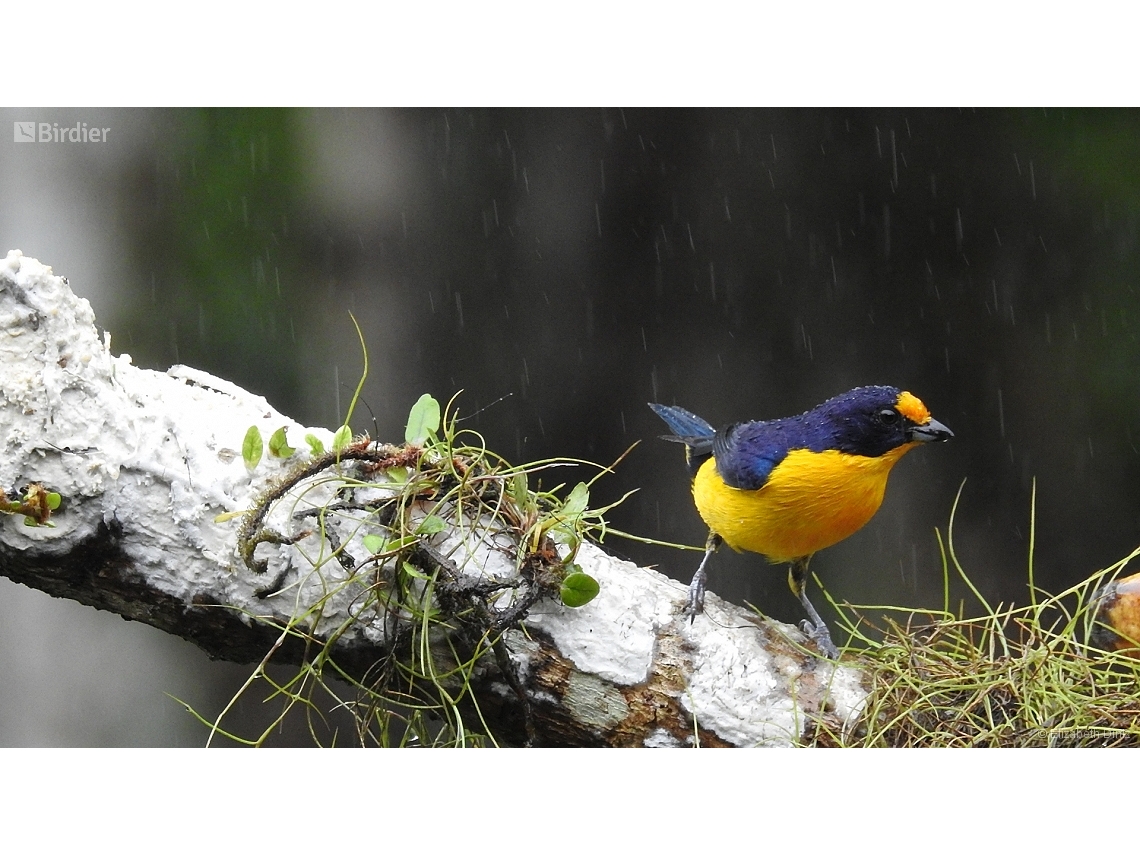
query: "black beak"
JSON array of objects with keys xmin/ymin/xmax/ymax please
[{"xmin": 908, "ymin": 417, "xmax": 953, "ymax": 443}]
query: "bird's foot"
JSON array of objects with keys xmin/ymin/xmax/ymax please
[
  {"xmin": 799, "ymin": 619, "xmax": 840, "ymax": 660},
  {"xmin": 683, "ymin": 534, "xmax": 719, "ymax": 623},
  {"xmin": 684, "ymin": 572, "xmax": 707, "ymax": 622}
]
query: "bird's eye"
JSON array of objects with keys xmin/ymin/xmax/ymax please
[{"xmin": 877, "ymin": 408, "xmax": 900, "ymax": 425}]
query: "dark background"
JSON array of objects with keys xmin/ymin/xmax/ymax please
[{"xmin": 3, "ymin": 108, "xmax": 1139, "ymax": 744}]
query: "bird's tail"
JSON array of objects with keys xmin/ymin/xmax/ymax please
[{"xmin": 649, "ymin": 403, "xmax": 715, "ymax": 473}]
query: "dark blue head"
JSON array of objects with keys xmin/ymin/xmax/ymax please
[{"xmin": 803, "ymin": 386, "xmax": 952, "ymax": 457}]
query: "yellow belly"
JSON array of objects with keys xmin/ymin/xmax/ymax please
[{"xmin": 692, "ymin": 444, "xmax": 916, "ymax": 562}]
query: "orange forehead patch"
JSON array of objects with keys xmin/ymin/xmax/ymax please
[{"xmin": 896, "ymin": 391, "xmax": 931, "ymax": 425}]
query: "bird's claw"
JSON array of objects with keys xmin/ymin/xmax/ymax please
[
  {"xmin": 683, "ymin": 537, "xmax": 717, "ymax": 623},
  {"xmin": 685, "ymin": 575, "xmax": 707, "ymax": 622},
  {"xmin": 800, "ymin": 619, "xmax": 840, "ymax": 660}
]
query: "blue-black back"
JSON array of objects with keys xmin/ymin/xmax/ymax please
[{"xmin": 651, "ymin": 386, "xmax": 911, "ymax": 490}]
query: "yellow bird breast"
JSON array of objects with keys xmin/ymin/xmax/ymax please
[{"xmin": 691, "ymin": 444, "xmax": 917, "ymax": 563}]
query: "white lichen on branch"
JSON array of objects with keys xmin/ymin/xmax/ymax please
[{"xmin": 0, "ymin": 249, "xmax": 868, "ymax": 747}]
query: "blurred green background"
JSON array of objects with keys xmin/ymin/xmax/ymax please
[{"xmin": 3, "ymin": 108, "xmax": 1139, "ymax": 744}]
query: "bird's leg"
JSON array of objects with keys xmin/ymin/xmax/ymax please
[
  {"xmin": 788, "ymin": 557, "xmax": 839, "ymax": 659},
  {"xmin": 686, "ymin": 532, "xmax": 722, "ymax": 620}
]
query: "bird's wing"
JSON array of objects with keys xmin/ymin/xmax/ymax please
[{"xmin": 712, "ymin": 421, "xmax": 784, "ymax": 491}]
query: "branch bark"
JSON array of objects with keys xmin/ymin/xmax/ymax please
[{"xmin": 0, "ymin": 250, "xmax": 867, "ymax": 746}]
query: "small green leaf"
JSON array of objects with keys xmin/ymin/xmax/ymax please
[
  {"xmin": 46, "ymin": 492, "xmax": 61, "ymax": 510},
  {"xmin": 242, "ymin": 426, "xmax": 263, "ymax": 469},
  {"xmin": 541, "ymin": 482, "xmax": 590, "ymax": 538},
  {"xmin": 362, "ymin": 534, "xmax": 416, "ymax": 555},
  {"xmin": 332, "ymin": 424, "xmax": 352, "ymax": 452},
  {"xmin": 305, "ymin": 433, "xmax": 326, "ymax": 456},
  {"xmin": 508, "ymin": 472, "xmax": 530, "ymax": 509},
  {"xmin": 560, "ymin": 569, "xmax": 600, "ymax": 608},
  {"xmin": 548, "ymin": 525, "xmax": 581, "ymax": 550},
  {"xmin": 386, "ymin": 467, "xmax": 408, "ymax": 484},
  {"xmin": 401, "ymin": 561, "xmax": 431, "ymax": 581},
  {"xmin": 268, "ymin": 427, "xmax": 295, "ymax": 459},
  {"xmin": 415, "ymin": 515, "xmax": 446, "ymax": 536},
  {"xmin": 405, "ymin": 393, "xmax": 441, "ymax": 445},
  {"xmin": 560, "ymin": 482, "xmax": 590, "ymax": 518}
]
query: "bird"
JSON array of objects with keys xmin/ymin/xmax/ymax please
[{"xmin": 650, "ymin": 385, "xmax": 953, "ymax": 658}]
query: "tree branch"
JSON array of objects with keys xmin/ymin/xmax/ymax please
[{"xmin": 0, "ymin": 250, "xmax": 866, "ymax": 746}]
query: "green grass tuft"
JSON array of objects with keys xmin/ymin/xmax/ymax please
[{"xmin": 811, "ymin": 480, "xmax": 1140, "ymax": 747}]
